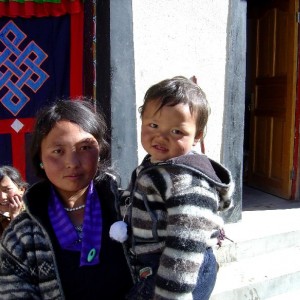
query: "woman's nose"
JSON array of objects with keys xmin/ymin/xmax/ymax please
[
  {"xmin": 65, "ymin": 152, "xmax": 80, "ymax": 168},
  {"xmin": 0, "ymin": 191, "xmax": 7, "ymax": 201}
]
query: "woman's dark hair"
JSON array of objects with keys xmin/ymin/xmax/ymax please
[
  {"xmin": 139, "ymin": 76, "xmax": 211, "ymax": 138},
  {"xmin": 0, "ymin": 165, "xmax": 28, "ymax": 190},
  {"xmin": 30, "ymin": 98, "xmax": 109, "ymax": 179}
]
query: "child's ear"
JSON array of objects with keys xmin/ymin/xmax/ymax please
[{"xmin": 193, "ymin": 132, "xmax": 203, "ymax": 146}]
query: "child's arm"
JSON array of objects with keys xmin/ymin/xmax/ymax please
[{"xmin": 154, "ymin": 169, "xmax": 222, "ymax": 299}]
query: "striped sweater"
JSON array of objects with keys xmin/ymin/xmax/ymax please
[
  {"xmin": 0, "ymin": 174, "xmax": 133, "ymax": 300},
  {"xmin": 121, "ymin": 152, "xmax": 234, "ymax": 299}
]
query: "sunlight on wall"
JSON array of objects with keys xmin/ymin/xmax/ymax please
[{"xmin": 132, "ymin": 0, "xmax": 229, "ymax": 162}]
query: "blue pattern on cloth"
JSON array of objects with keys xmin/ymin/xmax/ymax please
[{"xmin": 48, "ymin": 182, "xmax": 102, "ymax": 266}]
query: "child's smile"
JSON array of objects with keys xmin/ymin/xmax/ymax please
[{"xmin": 141, "ymin": 99, "xmax": 202, "ymax": 162}]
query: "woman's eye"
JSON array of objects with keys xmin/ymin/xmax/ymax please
[
  {"xmin": 3, "ymin": 187, "xmax": 14, "ymax": 193},
  {"xmin": 53, "ymin": 149, "xmax": 62, "ymax": 154},
  {"xmin": 80, "ymin": 145, "xmax": 91, "ymax": 151},
  {"xmin": 149, "ymin": 123, "xmax": 157, "ymax": 128}
]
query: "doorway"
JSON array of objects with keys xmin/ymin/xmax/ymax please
[{"xmin": 244, "ymin": 0, "xmax": 299, "ymax": 200}]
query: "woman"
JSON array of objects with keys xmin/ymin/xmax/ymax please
[
  {"xmin": 0, "ymin": 165, "xmax": 28, "ymax": 237},
  {"xmin": 0, "ymin": 99, "xmax": 133, "ymax": 299}
]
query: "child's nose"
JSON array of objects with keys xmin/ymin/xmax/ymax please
[{"xmin": 155, "ymin": 128, "xmax": 169, "ymax": 138}]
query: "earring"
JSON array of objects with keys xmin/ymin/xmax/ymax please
[{"xmin": 40, "ymin": 162, "xmax": 44, "ymax": 169}]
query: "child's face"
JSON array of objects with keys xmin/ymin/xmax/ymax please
[
  {"xmin": 141, "ymin": 99, "xmax": 202, "ymax": 162},
  {"xmin": 40, "ymin": 120, "xmax": 100, "ymax": 203}
]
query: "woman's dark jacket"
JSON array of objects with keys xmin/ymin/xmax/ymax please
[{"xmin": 0, "ymin": 173, "xmax": 133, "ymax": 300}]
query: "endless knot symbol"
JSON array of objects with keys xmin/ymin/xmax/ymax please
[{"xmin": 0, "ymin": 21, "xmax": 49, "ymax": 116}]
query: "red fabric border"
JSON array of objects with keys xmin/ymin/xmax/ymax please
[
  {"xmin": 0, "ymin": 7, "xmax": 84, "ymax": 179},
  {"xmin": 70, "ymin": 9, "xmax": 83, "ymax": 98},
  {"xmin": 0, "ymin": 0, "xmax": 83, "ymax": 18},
  {"xmin": 0, "ymin": 118, "xmax": 35, "ymax": 181}
]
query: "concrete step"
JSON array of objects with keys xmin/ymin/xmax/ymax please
[
  {"xmin": 211, "ymin": 246, "xmax": 300, "ymax": 300},
  {"xmin": 217, "ymin": 209, "xmax": 300, "ymax": 265},
  {"xmin": 216, "ymin": 228, "xmax": 300, "ymax": 265},
  {"xmin": 265, "ymin": 289, "xmax": 300, "ymax": 300}
]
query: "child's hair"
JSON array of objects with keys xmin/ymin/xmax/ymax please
[
  {"xmin": 30, "ymin": 98, "xmax": 109, "ymax": 179},
  {"xmin": 0, "ymin": 165, "xmax": 28, "ymax": 190},
  {"xmin": 139, "ymin": 76, "xmax": 211, "ymax": 137}
]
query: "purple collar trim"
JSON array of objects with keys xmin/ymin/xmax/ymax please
[{"xmin": 48, "ymin": 182, "xmax": 102, "ymax": 266}]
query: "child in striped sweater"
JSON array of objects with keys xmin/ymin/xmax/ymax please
[{"xmin": 119, "ymin": 76, "xmax": 234, "ymax": 300}]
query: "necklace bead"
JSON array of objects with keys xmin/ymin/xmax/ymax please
[
  {"xmin": 74, "ymin": 224, "xmax": 83, "ymax": 242},
  {"xmin": 64, "ymin": 204, "xmax": 85, "ymax": 212},
  {"xmin": 74, "ymin": 224, "xmax": 83, "ymax": 232}
]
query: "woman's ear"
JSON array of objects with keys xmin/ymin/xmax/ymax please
[{"xmin": 19, "ymin": 187, "xmax": 26, "ymax": 196}]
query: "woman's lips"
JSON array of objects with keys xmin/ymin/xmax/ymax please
[{"xmin": 64, "ymin": 174, "xmax": 82, "ymax": 180}]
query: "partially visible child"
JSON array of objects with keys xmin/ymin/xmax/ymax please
[
  {"xmin": 0, "ymin": 165, "xmax": 28, "ymax": 237},
  {"xmin": 120, "ymin": 76, "xmax": 234, "ymax": 300}
]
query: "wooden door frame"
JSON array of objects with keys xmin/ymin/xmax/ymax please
[
  {"xmin": 293, "ymin": 6, "xmax": 300, "ymax": 199},
  {"xmin": 246, "ymin": 0, "xmax": 300, "ymax": 200}
]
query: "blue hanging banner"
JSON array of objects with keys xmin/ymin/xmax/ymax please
[{"xmin": 0, "ymin": 15, "xmax": 70, "ymax": 182}]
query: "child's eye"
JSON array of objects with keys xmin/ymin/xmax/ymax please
[
  {"xmin": 149, "ymin": 123, "xmax": 158, "ymax": 128},
  {"xmin": 171, "ymin": 129, "xmax": 182, "ymax": 135}
]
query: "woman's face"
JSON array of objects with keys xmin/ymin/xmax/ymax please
[
  {"xmin": 40, "ymin": 120, "xmax": 100, "ymax": 203},
  {"xmin": 0, "ymin": 176, "xmax": 24, "ymax": 214}
]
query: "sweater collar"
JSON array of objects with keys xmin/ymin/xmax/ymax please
[{"xmin": 48, "ymin": 182, "xmax": 102, "ymax": 267}]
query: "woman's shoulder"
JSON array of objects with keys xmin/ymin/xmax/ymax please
[
  {"xmin": 94, "ymin": 170, "xmax": 121, "ymax": 194},
  {"xmin": 0, "ymin": 211, "xmax": 53, "ymax": 270},
  {"xmin": 1, "ymin": 212, "xmax": 45, "ymax": 249},
  {"xmin": 0, "ymin": 214, "xmax": 10, "ymax": 238}
]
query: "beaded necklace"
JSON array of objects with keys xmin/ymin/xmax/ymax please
[{"xmin": 64, "ymin": 204, "xmax": 85, "ymax": 212}]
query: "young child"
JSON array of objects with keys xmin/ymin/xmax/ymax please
[{"xmin": 120, "ymin": 76, "xmax": 234, "ymax": 300}]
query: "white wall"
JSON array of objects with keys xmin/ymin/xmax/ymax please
[{"xmin": 132, "ymin": 0, "xmax": 229, "ymax": 162}]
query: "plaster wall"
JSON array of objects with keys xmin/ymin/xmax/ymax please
[
  {"xmin": 109, "ymin": 0, "xmax": 246, "ymax": 222},
  {"xmin": 131, "ymin": 0, "xmax": 229, "ymax": 163}
]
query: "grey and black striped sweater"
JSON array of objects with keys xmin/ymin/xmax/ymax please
[
  {"xmin": 0, "ymin": 175, "xmax": 133, "ymax": 300},
  {"xmin": 121, "ymin": 152, "xmax": 234, "ymax": 299}
]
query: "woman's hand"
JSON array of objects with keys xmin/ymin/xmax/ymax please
[
  {"xmin": 8, "ymin": 194, "xmax": 24, "ymax": 220},
  {"xmin": 0, "ymin": 200, "xmax": 10, "ymax": 216}
]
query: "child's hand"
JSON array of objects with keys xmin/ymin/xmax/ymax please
[{"xmin": 8, "ymin": 194, "xmax": 24, "ymax": 220}]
